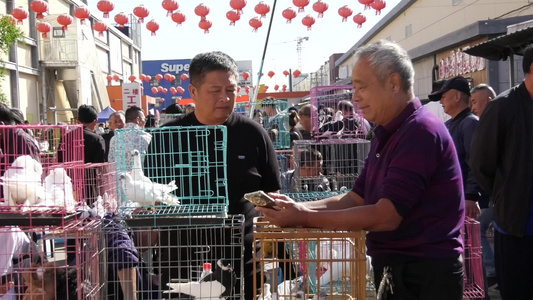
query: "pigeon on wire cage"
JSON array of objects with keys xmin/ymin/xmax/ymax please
[
  {"xmin": 119, "ymin": 172, "xmax": 179, "ymax": 207},
  {"xmin": 42, "ymin": 167, "xmax": 76, "ymax": 212},
  {"xmin": 0, "ymin": 155, "xmax": 45, "ymax": 211}
]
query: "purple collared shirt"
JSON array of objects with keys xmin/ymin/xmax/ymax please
[{"xmin": 353, "ymin": 98, "xmax": 464, "ymax": 258}]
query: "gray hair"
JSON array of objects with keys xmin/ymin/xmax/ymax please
[
  {"xmin": 190, "ymin": 51, "xmax": 239, "ymax": 87},
  {"xmin": 470, "ymin": 84, "xmax": 496, "ymax": 98},
  {"xmin": 354, "ymin": 40, "xmax": 415, "ymax": 93}
]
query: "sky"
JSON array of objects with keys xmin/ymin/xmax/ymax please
[{"xmin": 89, "ymin": 0, "xmax": 401, "ymax": 87}]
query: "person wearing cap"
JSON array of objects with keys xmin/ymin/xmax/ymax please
[
  {"xmin": 259, "ymin": 40, "xmax": 465, "ymax": 299},
  {"xmin": 470, "ymin": 44, "xmax": 533, "ymax": 300},
  {"xmin": 428, "ymin": 76, "xmax": 482, "ymax": 220}
]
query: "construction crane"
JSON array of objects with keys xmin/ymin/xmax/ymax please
[{"xmin": 277, "ymin": 37, "xmax": 309, "ymax": 70}]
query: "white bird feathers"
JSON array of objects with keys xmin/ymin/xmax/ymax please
[
  {"xmin": 1, "ymin": 155, "xmax": 45, "ymax": 211},
  {"xmin": 43, "ymin": 167, "xmax": 76, "ymax": 212},
  {"xmin": 166, "ymin": 280, "xmax": 225, "ymax": 300}
]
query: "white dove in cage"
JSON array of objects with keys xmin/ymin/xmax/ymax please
[
  {"xmin": 130, "ymin": 149, "xmax": 151, "ymax": 184},
  {"xmin": 318, "ymin": 240, "xmax": 353, "ymax": 286},
  {"xmin": 0, "ymin": 155, "xmax": 45, "ymax": 211},
  {"xmin": 119, "ymin": 172, "xmax": 179, "ymax": 207},
  {"xmin": 42, "ymin": 167, "xmax": 76, "ymax": 212}
]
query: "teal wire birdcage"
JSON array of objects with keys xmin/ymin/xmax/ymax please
[
  {"xmin": 261, "ymin": 99, "xmax": 290, "ymax": 150},
  {"xmin": 113, "ymin": 126, "xmax": 229, "ymax": 223}
]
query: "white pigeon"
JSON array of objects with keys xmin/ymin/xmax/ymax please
[
  {"xmin": 42, "ymin": 167, "xmax": 76, "ymax": 212},
  {"xmin": 119, "ymin": 172, "xmax": 179, "ymax": 206},
  {"xmin": 318, "ymin": 240, "xmax": 353, "ymax": 286},
  {"xmin": 1, "ymin": 155, "xmax": 45, "ymax": 211},
  {"xmin": 166, "ymin": 281, "xmax": 225, "ymax": 300},
  {"xmin": 129, "ymin": 149, "xmax": 151, "ymax": 184}
]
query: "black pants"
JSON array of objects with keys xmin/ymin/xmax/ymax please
[
  {"xmin": 372, "ymin": 254, "xmax": 463, "ymax": 300},
  {"xmin": 494, "ymin": 230, "xmax": 533, "ymax": 300}
]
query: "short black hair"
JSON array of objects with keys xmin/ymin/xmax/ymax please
[
  {"xmin": 301, "ymin": 148, "xmax": 323, "ymax": 167},
  {"xmin": 77, "ymin": 105, "xmax": 98, "ymax": 124},
  {"xmin": 0, "ymin": 103, "xmax": 15, "ymax": 125},
  {"xmin": 189, "ymin": 51, "xmax": 239, "ymax": 87},
  {"xmin": 125, "ymin": 105, "xmax": 143, "ymax": 123},
  {"xmin": 10, "ymin": 108, "xmax": 24, "ymax": 124},
  {"xmin": 523, "ymin": 44, "xmax": 533, "ymax": 74},
  {"xmin": 163, "ymin": 103, "xmax": 184, "ymax": 114}
]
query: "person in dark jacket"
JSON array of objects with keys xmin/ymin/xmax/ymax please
[
  {"xmin": 470, "ymin": 44, "xmax": 533, "ymax": 300},
  {"xmin": 428, "ymin": 76, "xmax": 482, "ymax": 220},
  {"xmin": 102, "ymin": 111, "xmax": 125, "ymax": 161}
]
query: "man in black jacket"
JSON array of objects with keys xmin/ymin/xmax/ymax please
[{"xmin": 471, "ymin": 45, "xmax": 533, "ymax": 300}]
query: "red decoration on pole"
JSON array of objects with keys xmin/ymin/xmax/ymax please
[
  {"xmin": 312, "ymin": 0, "xmax": 328, "ymax": 18},
  {"xmin": 30, "ymin": 0, "xmax": 48, "ymax": 20},
  {"xmin": 194, "ymin": 3, "xmax": 210, "ymax": 20},
  {"xmin": 162, "ymin": 0, "xmax": 179, "ymax": 16},
  {"xmin": 36, "ymin": 22, "xmax": 51, "ymax": 38},
  {"xmin": 242, "ymin": 72, "xmax": 250, "ymax": 81},
  {"xmin": 230, "ymin": 0, "xmax": 247, "ymax": 14},
  {"xmin": 114, "ymin": 12, "xmax": 129, "ymax": 28},
  {"xmin": 254, "ymin": 2, "xmax": 270, "ymax": 18},
  {"xmin": 199, "ymin": 19, "xmax": 212, "ymax": 33},
  {"xmin": 353, "ymin": 13, "xmax": 366, "ymax": 28},
  {"xmin": 146, "ymin": 19, "xmax": 159, "ymax": 36},
  {"xmin": 302, "ymin": 15, "xmax": 315, "ymax": 30},
  {"xmin": 180, "ymin": 73, "xmax": 189, "ymax": 81},
  {"xmin": 293, "ymin": 70, "xmax": 302, "ymax": 78},
  {"xmin": 74, "ymin": 6, "xmax": 91, "ymax": 24},
  {"xmin": 151, "ymin": 87, "xmax": 158, "ymax": 94},
  {"xmin": 268, "ymin": 71, "xmax": 275, "ymax": 78},
  {"xmin": 133, "ymin": 5, "xmax": 149, "ymax": 23},
  {"xmin": 338, "ymin": 5, "xmax": 353, "ymax": 22},
  {"xmin": 359, "ymin": 0, "xmax": 374, "ymax": 10},
  {"xmin": 93, "ymin": 20, "xmax": 108, "ymax": 36},
  {"xmin": 282, "ymin": 7, "xmax": 297, "ymax": 23},
  {"xmin": 57, "ymin": 14, "xmax": 73, "ymax": 31},
  {"xmin": 249, "ymin": 17, "xmax": 262, "ymax": 32},
  {"xmin": 106, "ymin": 75, "xmax": 113, "ymax": 84},
  {"xmin": 97, "ymin": 0, "xmax": 114, "ymax": 18},
  {"xmin": 283, "ymin": 70, "xmax": 290, "ymax": 77},
  {"xmin": 293, "ymin": 0, "xmax": 310, "ymax": 12},
  {"xmin": 11, "ymin": 7, "xmax": 28, "ymax": 25},
  {"xmin": 226, "ymin": 10, "xmax": 240, "ymax": 26},
  {"xmin": 370, "ymin": 0, "xmax": 386, "ymax": 15},
  {"xmin": 128, "ymin": 75, "xmax": 136, "ymax": 83},
  {"xmin": 113, "ymin": 74, "xmax": 120, "ymax": 82},
  {"xmin": 171, "ymin": 11, "xmax": 186, "ymax": 26},
  {"xmin": 177, "ymin": 86, "xmax": 185, "ymax": 94}
]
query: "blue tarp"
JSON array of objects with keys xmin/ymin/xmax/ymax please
[{"xmin": 97, "ymin": 106, "xmax": 116, "ymax": 123}]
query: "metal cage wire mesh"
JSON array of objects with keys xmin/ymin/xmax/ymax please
[{"xmin": 462, "ymin": 218, "xmax": 485, "ymax": 299}]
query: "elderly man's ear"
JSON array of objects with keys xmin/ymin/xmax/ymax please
[{"xmin": 388, "ymin": 73, "xmax": 403, "ymax": 93}]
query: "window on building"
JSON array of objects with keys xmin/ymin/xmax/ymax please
[
  {"xmin": 405, "ymin": 24, "xmax": 412, "ymax": 37},
  {"xmin": 52, "ymin": 27, "xmax": 65, "ymax": 38}
]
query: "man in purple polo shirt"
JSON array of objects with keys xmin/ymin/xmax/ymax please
[{"xmin": 258, "ymin": 40, "xmax": 465, "ymax": 299}]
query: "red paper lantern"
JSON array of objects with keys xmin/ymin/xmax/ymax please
[
  {"xmin": 162, "ymin": 0, "xmax": 179, "ymax": 16},
  {"xmin": 353, "ymin": 13, "xmax": 366, "ymax": 28},
  {"xmin": 177, "ymin": 87, "xmax": 185, "ymax": 94},
  {"xmin": 114, "ymin": 12, "xmax": 129, "ymax": 28},
  {"xmin": 11, "ymin": 7, "xmax": 28, "ymax": 25},
  {"xmin": 97, "ymin": 0, "xmax": 114, "ymax": 18},
  {"xmin": 139, "ymin": 74, "xmax": 146, "ymax": 82},
  {"xmin": 30, "ymin": 0, "xmax": 48, "ymax": 20},
  {"xmin": 106, "ymin": 75, "xmax": 113, "ymax": 82},
  {"xmin": 338, "ymin": 5, "xmax": 353, "ymax": 22},
  {"xmin": 36, "ymin": 22, "xmax": 51, "ymax": 38},
  {"xmin": 164, "ymin": 73, "xmax": 171, "ymax": 81},
  {"xmin": 283, "ymin": 70, "xmax": 290, "ymax": 77},
  {"xmin": 163, "ymin": 88, "xmax": 168, "ymax": 94},
  {"xmin": 312, "ymin": 0, "xmax": 328, "ymax": 18},
  {"xmin": 155, "ymin": 74, "xmax": 163, "ymax": 82},
  {"xmin": 267, "ymin": 71, "xmax": 275, "ymax": 78},
  {"xmin": 370, "ymin": 0, "xmax": 386, "ymax": 15},
  {"xmin": 242, "ymin": 72, "xmax": 250, "ymax": 81},
  {"xmin": 254, "ymin": 2, "xmax": 270, "ymax": 18},
  {"xmin": 194, "ymin": 3, "xmax": 210, "ymax": 20},
  {"xmin": 359, "ymin": 0, "xmax": 374, "ymax": 10},
  {"xmin": 57, "ymin": 14, "xmax": 73, "ymax": 31},
  {"xmin": 226, "ymin": 10, "xmax": 240, "ymax": 26},
  {"xmin": 151, "ymin": 87, "xmax": 158, "ymax": 94},
  {"xmin": 93, "ymin": 20, "xmax": 108, "ymax": 36},
  {"xmin": 230, "ymin": 0, "xmax": 247, "ymax": 14},
  {"xmin": 282, "ymin": 84, "xmax": 287, "ymax": 92},
  {"xmin": 293, "ymin": 0, "xmax": 310, "ymax": 12},
  {"xmin": 180, "ymin": 73, "xmax": 189, "ymax": 81},
  {"xmin": 245, "ymin": 86, "xmax": 250, "ymax": 94},
  {"xmin": 113, "ymin": 74, "xmax": 120, "ymax": 82},
  {"xmin": 171, "ymin": 11, "xmax": 186, "ymax": 26},
  {"xmin": 128, "ymin": 75, "xmax": 136, "ymax": 82},
  {"xmin": 282, "ymin": 7, "xmax": 297, "ymax": 23},
  {"xmin": 169, "ymin": 75, "xmax": 176, "ymax": 82},
  {"xmin": 293, "ymin": 69, "xmax": 301, "ymax": 78},
  {"xmin": 157, "ymin": 86, "xmax": 164, "ymax": 92},
  {"xmin": 170, "ymin": 87, "xmax": 177, "ymax": 95},
  {"xmin": 74, "ymin": 6, "xmax": 91, "ymax": 24},
  {"xmin": 274, "ymin": 85, "xmax": 279, "ymax": 91},
  {"xmin": 264, "ymin": 85, "xmax": 269, "ymax": 92},
  {"xmin": 302, "ymin": 15, "xmax": 315, "ymax": 30},
  {"xmin": 133, "ymin": 5, "xmax": 149, "ymax": 23},
  {"xmin": 249, "ymin": 17, "xmax": 262, "ymax": 32},
  {"xmin": 146, "ymin": 19, "xmax": 159, "ymax": 36},
  {"xmin": 199, "ymin": 19, "xmax": 212, "ymax": 33}
]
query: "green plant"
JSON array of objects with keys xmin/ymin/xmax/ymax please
[{"xmin": 0, "ymin": 15, "xmax": 24, "ymax": 104}]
